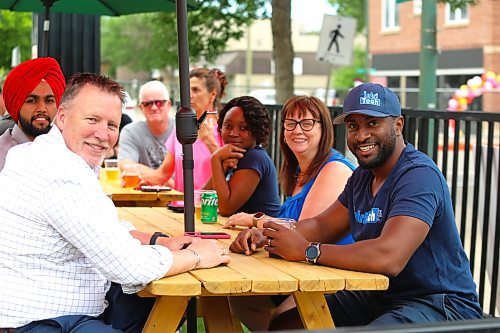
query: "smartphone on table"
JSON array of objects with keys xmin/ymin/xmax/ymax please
[
  {"xmin": 140, "ymin": 185, "xmax": 172, "ymax": 192},
  {"xmin": 184, "ymin": 232, "xmax": 231, "ymax": 239}
]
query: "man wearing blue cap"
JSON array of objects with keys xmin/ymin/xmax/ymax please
[{"xmin": 230, "ymin": 83, "xmax": 482, "ymax": 328}]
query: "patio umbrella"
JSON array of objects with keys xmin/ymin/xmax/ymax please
[{"xmin": 0, "ymin": 0, "xmax": 197, "ymax": 56}]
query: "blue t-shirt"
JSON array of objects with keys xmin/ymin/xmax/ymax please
[
  {"xmin": 279, "ymin": 149, "xmax": 356, "ymax": 245},
  {"xmin": 338, "ymin": 143, "xmax": 482, "ymax": 316},
  {"xmin": 227, "ymin": 146, "xmax": 280, "ymax": 217}
]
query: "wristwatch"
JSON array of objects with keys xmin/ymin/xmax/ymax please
[
  {"xmin": 305, "ymin": 242, "xmax": 321, "ymax": 264},
  {"xmin": 149, "ymin": 232, "xmax": 169, "ymax": 245},
  {"xmin": 252, "ymin": 212, "xmax": 266, "ymax": 228}
]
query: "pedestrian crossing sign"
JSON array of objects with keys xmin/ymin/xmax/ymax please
[{"xmin": 317, "ymin": 15, "xmax": 357, "ymax": 66}]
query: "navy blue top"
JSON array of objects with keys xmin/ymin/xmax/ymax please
[
  {"xmin": 227, "ymin": 146, "xmax": 280, "ymax": 216},
  {"xmin": 279, "ymin": 149, "xmax": 356, "ymax": 245},
  {"xmin": 338, "ymin": 143, "xmax": 482, "ymax": 316}
]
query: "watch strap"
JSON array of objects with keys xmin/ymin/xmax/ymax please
[{"xmin": 149, "ymin": 231, "xmax": 169, "ymax": 245}]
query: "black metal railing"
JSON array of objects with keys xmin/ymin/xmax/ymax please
[{"xmin": 265, "ymin": 104, "xmax": 500, "ymax": 317}]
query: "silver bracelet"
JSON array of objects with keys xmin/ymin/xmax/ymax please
[{"xmin": 185, "ymin": 248, "xmax": 201, "ymax": 270}]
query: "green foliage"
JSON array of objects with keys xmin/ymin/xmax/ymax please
[
  {"xmin": 0, "ymin": 10, "xmax": 32, "ymax": 73},
  {"xmin": 327, "ymin": 0, "xmax": 364, "ymax": 33},
  {"xmin": 101, "ymin": 0, "xmax": 270, "ymax": 73},
  {"xmin": 333, "ymin": 46, "xmax": 366, "ymax": 90}
]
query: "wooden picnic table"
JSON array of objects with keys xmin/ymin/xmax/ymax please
[
  {"xmin": 118, "ymin": 207, "xmax": 389, "ymax": 332},
  {"xmin": 99, "ymin": 170, "xmax": 183, "ymax": 207}
]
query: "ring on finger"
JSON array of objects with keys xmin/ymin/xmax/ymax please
[{"xmin": 267, "ymin": 238, "xmax": 272, "ymax": 247}]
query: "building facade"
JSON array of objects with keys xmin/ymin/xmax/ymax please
[{"xmin": 369, "ymin": 0, "xmax": 500, "ymax": 111}]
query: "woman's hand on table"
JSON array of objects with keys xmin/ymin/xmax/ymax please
[
  {"xmin": 186, "ymin": 237, "xmax": 230, "ymax": 269},
  {"xmin": 223, "ymin": 212, "xmax": 253, "ymax": 229},
  {"xmin": 229, "ymin": 228, "xmax": 266, "ymax": 255},
  {"xmin": 157, "ymin": 235, "xmax": 193, "ymax": 251}
]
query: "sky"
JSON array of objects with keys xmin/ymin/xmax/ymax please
[{"xmin": 291, "ymin": 0, "xmax": 337, "ymax": 32}]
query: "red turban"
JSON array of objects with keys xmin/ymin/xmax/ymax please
[{"xmin": 3, "ymin": 57, "xmax": 65, "ymax": 123}]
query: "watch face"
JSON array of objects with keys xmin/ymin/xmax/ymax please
[
  {"xmin": 254, "ymin": 212, "xmax": 265, "ymax": 219},
  {"xmin": 305, "ymin": 245, "xmax": 319, "ymax": 260}
]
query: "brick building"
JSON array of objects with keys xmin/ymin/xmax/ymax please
[{"xmin": 368, "ymin": 0, "xmax": 500, "ymax": 111}]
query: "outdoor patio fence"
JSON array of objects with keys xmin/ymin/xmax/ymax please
[{"xmin": 265, "ymin": 104, "xmax": 500, "ymax": 317}]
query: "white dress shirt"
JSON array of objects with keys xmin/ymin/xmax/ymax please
[{"xmin": 0, "ymin": 127, "xmax": 173, "ymax": 328}]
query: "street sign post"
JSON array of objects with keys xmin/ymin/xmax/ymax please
[{"xmin": 316, "ymin": 15, "xmax": 357, "ymax": 66}]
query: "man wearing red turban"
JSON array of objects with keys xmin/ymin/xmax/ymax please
[{"xmin": 0, "ymin": 57, "xmax": 65, "ymax": 171}]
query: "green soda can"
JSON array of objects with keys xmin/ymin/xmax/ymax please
[{"xmin": 201, "ymin": 190, "xmax": 218, "ymax": 223}]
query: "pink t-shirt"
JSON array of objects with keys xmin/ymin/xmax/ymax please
[{"xmin": 165, "ymin": 126, "xmax": 222, "ymax": 192}]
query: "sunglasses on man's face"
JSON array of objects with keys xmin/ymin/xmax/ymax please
[{"xmin": 141, "ymin": 100, "xmax": 167, "ymax": 108}]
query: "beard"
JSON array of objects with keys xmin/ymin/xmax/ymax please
[
  {"xmin": 351, "ymin": 126, "xmax": 397, "ymax": 169},
  {"xmin": 19, "ymin": 114, "xmax": 52, "ymax": 138}
]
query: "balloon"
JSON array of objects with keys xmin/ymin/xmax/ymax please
[{"xmin": 448, "ymin": 98, "xmax": 459, "ymax": 111}]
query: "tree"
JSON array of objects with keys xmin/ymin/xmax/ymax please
[
  {"xmin": 0, "ymin": 10, "xmax": 32, "ymax": 73},
  {"xmin": 271, "ymin": 0, "xmax": 293, "ymax": 104},
  {"xmin": 101, "ymin": 0, "xmax": 269, "ymax": 74}
]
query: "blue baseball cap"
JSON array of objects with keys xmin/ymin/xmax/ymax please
[{"xmin": 333, "ymin": 83, "xmax": 401, "ymax": 124}]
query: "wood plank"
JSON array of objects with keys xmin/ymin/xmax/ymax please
[
  {"xmin": 147, "ymin": 273, "xmax": 202, "ymax": 296},
  {"xmin": 293, "ymin": 291, "xmax": 335, "ymax": 330},
  {"xmin": 190, "ymin": 264, "xmax": 251, "ymax": 294},
  {"xmin": 325, "ymin": 268, "xmax": 389, "ymax": 291},
  {"xmin": 251, "ymin": 250, "xmax": 346, "ymax": 292},
  {"xmin": 143, "ymin": 296, "xmax": 190, "ymax": 333},
  {"xmin": 201, "ymin": 297, "xmax": 243, "ymax": 333},
  {"xmin": 158, "ymin": 191, "xmax": 184, "ymax": 202},
  {"xmin": 225, "ymin": 252, "xmax": 298, "ymax": 293}
]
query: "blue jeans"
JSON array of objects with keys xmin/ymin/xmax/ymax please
[
  {"xmin": 14, "ymin": 284, "xmax": 155, "ymax": 333},
  {"xmin": 326, "ymin": 290, "xmax": 482, "ymax": 327}
]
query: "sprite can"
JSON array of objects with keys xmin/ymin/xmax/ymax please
[{"xmin": 201, "ymin": 190, "xmax": 218, "ymax": 223}]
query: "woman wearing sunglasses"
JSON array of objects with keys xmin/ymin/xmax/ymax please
[
  {"xmin": 141, "ymin": 68, "xmax": 227, "ymax": 192},
  {"xmin": 225, "ymin": 95, "xmax": 355, "ymax": 331}
]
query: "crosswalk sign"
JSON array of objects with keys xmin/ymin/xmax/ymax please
[{"xmin": 317, "ymin": 15, "xmax": 357, "ymax": 66}]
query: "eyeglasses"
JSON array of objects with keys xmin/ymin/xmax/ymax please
[
  {"xmin": 140, "ymin": 100, "xmax": 167, "ymax": 108},
  {"xmin": 283, "ymin": 119, "xmax": 321, "ymax": 132}
]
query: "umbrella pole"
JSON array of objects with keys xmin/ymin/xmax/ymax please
[{"xmin": 175, "ymin": 1, "xmax": 198, "ymax": 332}]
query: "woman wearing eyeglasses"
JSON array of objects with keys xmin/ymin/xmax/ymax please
[
  {"xmin": 141, "ymin": 68, "xmax": 227, "ymax": 192},
  {"xmin": 225, "ymin": 95, "xmax": 355, "ymax": 332}
]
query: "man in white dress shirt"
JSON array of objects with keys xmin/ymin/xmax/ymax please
[{"xmin": 0, "ymin": 73, "xmax": 229, "ymax": 333}]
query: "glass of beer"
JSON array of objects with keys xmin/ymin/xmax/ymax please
[
  {"xmin": 104, "ymin": 159, "xmax": 120, "ymax": 182},
  {"xmin": 121, "ymin": 164, "xmax": 140, "ymax": 188},
  {"xmin": 194, "ymin": 190, "xmax": 203, "ymax": 221}
]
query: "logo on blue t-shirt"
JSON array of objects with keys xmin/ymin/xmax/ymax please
[
  {"xmin": 359, "ymin": 91, "xmax": 381, "ymax": 107},
  {"xmin": 354, "ymin": 208, "xmax": 383, "ymax": 224}
]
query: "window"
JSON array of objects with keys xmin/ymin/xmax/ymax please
[
  {"xmin": 445, "ymin": 3, "xmax": 469, "ymax": 24},
  {"xmin": 293, "ymin": 57, "xmax": 303, "ymax": 75},
  {"xmin": 382, "ymin": 0, "xmax": 400, "ymax": 30},
  {"xmin": 413, "ymin": 0, "xmax": 422, "ymax": 15}
]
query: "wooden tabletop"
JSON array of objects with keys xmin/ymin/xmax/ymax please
[
  {"xmin": 118, "ymin": 207, "xmax": 389, "ymax": 332},
  {"xmin": 99, "ymin": 171, "xmax": 183, "ymax": 207}
]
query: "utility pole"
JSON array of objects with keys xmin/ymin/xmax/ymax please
[{"xmin": 419, "ymin": 0, "xmax": 437, "ymax": 155}]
